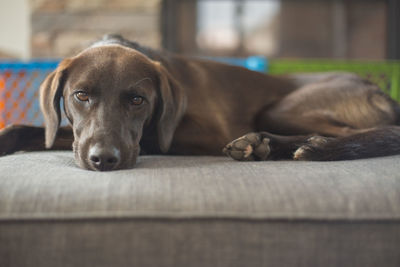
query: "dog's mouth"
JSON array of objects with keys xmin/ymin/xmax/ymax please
[{"xmin": 74, "ymin": 143, "xmax": 139, "ymax": 171}]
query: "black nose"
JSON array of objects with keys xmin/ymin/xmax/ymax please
[{"xmin": 88, "ymin": 145, "xmax": 120, "ymax": 171}]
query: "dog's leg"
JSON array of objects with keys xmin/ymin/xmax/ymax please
[
  {"xmin": 224, "ymin": 126, "xmax": 400, "ymax": 161},
  {"xmin": 223, "ymin": 132, "xmax": 314, "ymax": 161},
  {"xmin": 294, "ymin": 126, "xmax": 400, "ymax": 161},
  {"xmin": 256, "ymin": 74, "xmax": 400, "ymax": 137},
  {"xmin": 0, "ymin": 124, "xmax": 73, "ymax": 156}
]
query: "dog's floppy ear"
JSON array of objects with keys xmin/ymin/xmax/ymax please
[
  {"xmin": 154, "ymin": 62, "xmax": 186, "ymax": 153},
  {"xmin": 39, "ymin": 59, "xmax": 71, "ymax": 148}
]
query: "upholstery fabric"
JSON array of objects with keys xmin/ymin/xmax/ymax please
[{"xmin": 0, "ymin": 151, "xmax": 399, "ymax": 267}]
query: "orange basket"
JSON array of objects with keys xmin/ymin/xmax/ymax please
[{"xmin": 0, "ymin": 61, "xmax": 59, "ymax": 129}]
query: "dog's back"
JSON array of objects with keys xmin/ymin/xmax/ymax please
[{"xmin": 100, "ymin": 34, "xmax": 400, "ymax": 161}]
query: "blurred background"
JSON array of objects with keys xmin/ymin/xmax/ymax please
[
  {"xmin": 0, "ymin": 0, "xmax": 399, "ymax": 128},
  {"xmin": 0, "ymin": 0, "xmax": 399, "ymax": 60}
]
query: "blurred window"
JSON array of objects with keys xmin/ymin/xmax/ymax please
[
  {"xmin": 162, "ymin": 0, "xmax": 396, "ymax": 59},
  {"xmin": 196, "ymin": 0, "xmax": 280, "ymax": 57}
]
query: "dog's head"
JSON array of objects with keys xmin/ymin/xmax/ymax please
[{"xmin": 40, "ymin": 45, "xmax": 186, "ymax": 171}]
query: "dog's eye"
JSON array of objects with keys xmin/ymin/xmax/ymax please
[
  {"xmin": 75, "ymin": 91, "xmax": 89, "ymax": 102},
  {"xmin": 131, "ymin": 96, "xmax": 144, "ymax": 105}
]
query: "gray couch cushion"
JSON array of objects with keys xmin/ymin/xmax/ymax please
[{"xmin": 0, "ymin": 151, "xmax": 400, "ymax": 267}]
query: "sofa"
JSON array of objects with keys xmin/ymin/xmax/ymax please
[{"xmin": 0, "ymin": 151, "xmax": 399, "ymax": 267}]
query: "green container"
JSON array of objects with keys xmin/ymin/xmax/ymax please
[{"xmin": 268, "ymin": 60, "xmax": 400, "ymax": 102}]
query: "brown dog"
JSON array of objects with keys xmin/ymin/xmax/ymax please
[{"xmin": 1, "ymin": 34, "xmax": 400, "ymax": 171}]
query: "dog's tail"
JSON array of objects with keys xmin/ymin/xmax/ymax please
[{"xmin": 295, "ymin": 126, "xmax": 400, "ymax": 161}]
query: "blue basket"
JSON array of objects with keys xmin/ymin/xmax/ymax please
[{"xmin": 212, "ymin": 56, "xmax": 268, "ymax": 72}]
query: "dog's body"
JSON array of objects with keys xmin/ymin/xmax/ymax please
[{"xmin": 1, "ymin": 35, "xmax": 400, "ymax": 171}]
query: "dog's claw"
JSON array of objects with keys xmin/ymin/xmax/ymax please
[
  {"xmin": 293, "ymin": 146, "xmax": 310, "ymax": 160},
  {"xmin": 223, "ymin": 133, "xmax": 270, "ymax": 161},
  {"xmin": 293, "ymin": 135, "xmax": 332, "ymax": 160}
]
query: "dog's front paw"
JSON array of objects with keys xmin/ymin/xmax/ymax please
[{"xmin": 223, "ymin": 132, "xmax": 270, "ymax": 161}]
